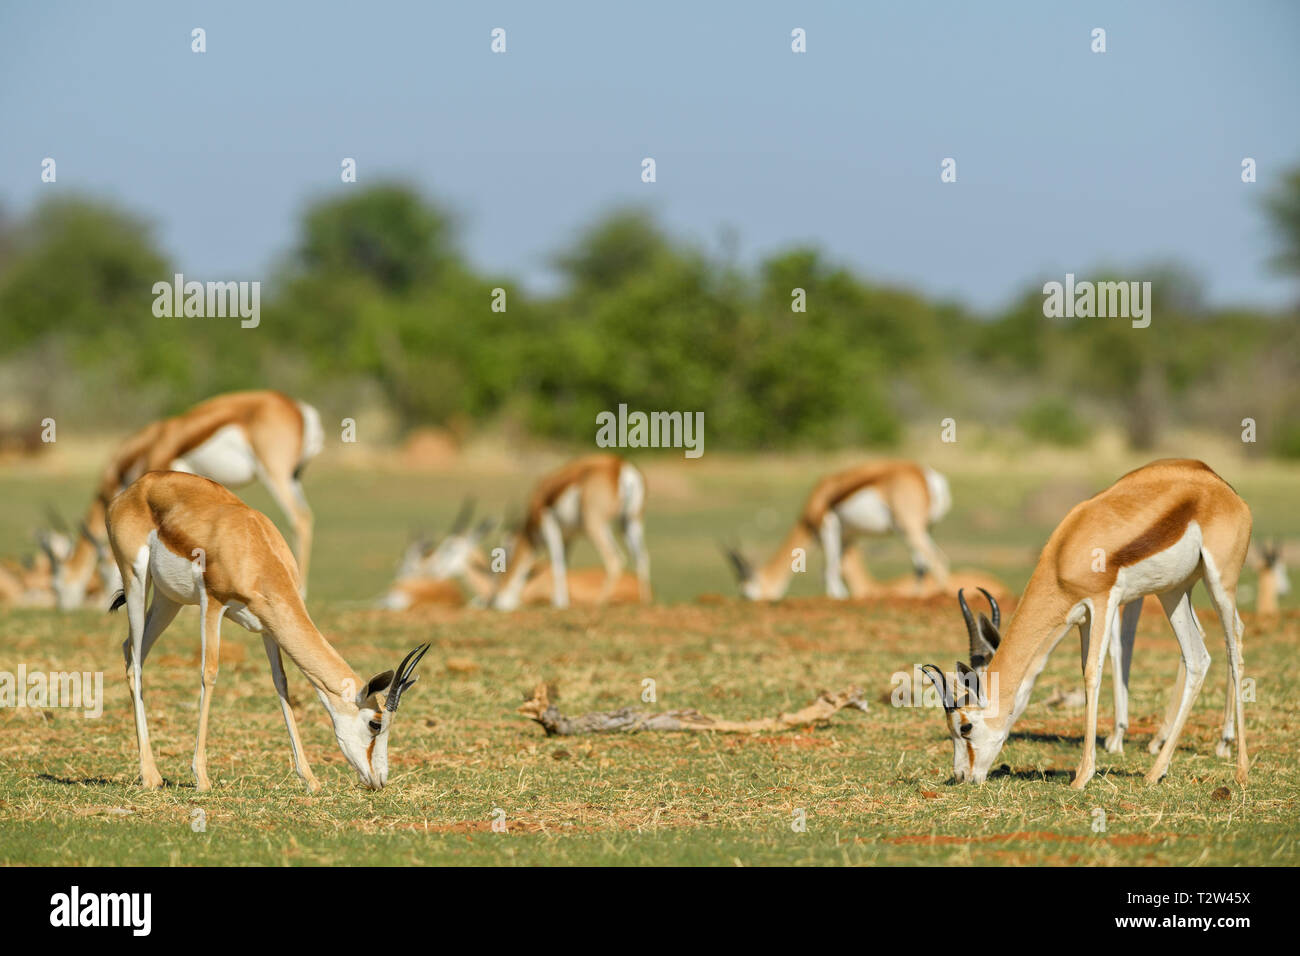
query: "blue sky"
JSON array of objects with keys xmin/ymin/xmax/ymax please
[{"xmin": 2, "ymin": 1, "xmax": 1298, "ymax": 311}]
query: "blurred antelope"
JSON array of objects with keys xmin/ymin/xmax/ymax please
[
  {"xmin": 492, "ymin": 455, "xmax": 650, "ymax": 610},
  {"xmin": 854, "ymin": 564, "xmax": 1011, "ymax": 604},
  {"xmin": 47, "ymin": 390, "xmax": 323, "ymax": 609},
  {"xmin": 1252, "ymin": 540, "xmax": 1288, "ymax": 620},
  {"xmin": 379, "ymin": 500, "xmax": 643, "ymax": 609},
  {"xmin": 921, "ymin": 459, "xmax": 1250, "ymax": 790},
  {"xmin": 107, "ymin": 471, "xmax": 429, "ymax": 791},
  {"xmin": 724, "ymin": 460, "xmax": 950, "ymax": 600}
]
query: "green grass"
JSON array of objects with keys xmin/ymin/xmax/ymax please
[{"xmin": 0, "ymin": 458, "xmax": 1297, "ymax": 865}]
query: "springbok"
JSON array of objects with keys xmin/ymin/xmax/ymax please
[
  {"xmin": 857, "ymin": 565, "xmax": 1012, "ymax": 604},
  {"xmin": 921, "ymin": 459, "xmax": 1250, "ymax": 790},
  {"xmin": 48, "ymin": 390, "xmax": 323, "ymax": 609},
  {"xmin": 492, "ymin": 455, "xmax": 650, "ymax": 610},
  {"xmin": 379, "ymin": 503, "xmax": 643, "ymax": 609},
  {"xmin": 1252, "ymin": 540, "xmax": 1288, "ymax": 620},
  {"xmin": 724, "ymin": 460, "xmax": 951, "ymax": 600},
  {"xmin": 106, "ymin": 471, "xmax": 429, "ymax": 791}
]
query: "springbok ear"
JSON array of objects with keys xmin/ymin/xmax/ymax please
[
  {"xmin": 358, "ymin": 670, "xmax": 395, "ymax": 705},
  {"xmin": 921, "ymin": 664, "xmax": 955, "ymax": 712},
  {"xmin": 970, "ymin": 613, "xmax": 1001, "ymax": 668},
  {"xmin": 955, "ymin": 660, "xmax": 982, "ymax": 706}
]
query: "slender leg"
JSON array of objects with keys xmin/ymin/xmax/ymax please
[
  {"xmin": 1216, "ymin": 607, "xmax": 1245, "ymax": 761},
  {"xmin": 1105, "ymin": 598, "xmax": 1142, "ymax": 753},
  {"xmin": 820, "ymin": 513, "xmax": 848, "ymax": 599},
  {"xmin": 1149, "ymin": 658, "xmax": 1186, "ymax": 754},
  {"xmin": 263, "ymin": 636, "xmax": 320, "ymax": 792},
  {"xmin": 584, "ymin": 516, "xmax": 625, "ymax": 604},
  {"xmin": 192, "ymin": 597, "xmax": 227, "ymax": 791},
  {"xmin": 260, "ymin": 469, "xmax": 314, "ymax": 596},
  {"xmin": 538, "ymin": 510, "xmax": 569, "ymax": 608},
  {"xmin": 623, "ymin": 515, "xmax": 652, "ymax": 602},
  {"xmin": 124, "ymin": 580, "xmax": 181, "ymax": 789},
  {"xmin": 1205, "ymin": 593, "xmax": 1248, "ymax": 782},
  {"xmin": 900, "ymin": 522, "xmax": 949, "ymax": 591},
  {"xmin": 840, "ymin": 545, "xmax": 874, "ymax": 598},
  {"xmin": 1146, "ymin": 584, "xmax": 1212, "ymax": 784},
  {"xmin": 1072, "ymin": 594, "xmax": 1116, "ymax": 790}
]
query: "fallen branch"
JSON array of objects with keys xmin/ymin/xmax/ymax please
[{"xmin": 517, "ymin": 683, "xmax": 869, "ymax": 737}]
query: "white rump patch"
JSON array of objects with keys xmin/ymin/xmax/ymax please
[
  {"xmin": 834, "ymin": 487, "xmax": 893, "ymax": 535},
  {"xmin": 172, "ymin": 425, "xmax": 258, "ymax": 488}
]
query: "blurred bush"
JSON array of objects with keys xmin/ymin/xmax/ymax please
[{"xmin": 0, "ymin": 177, "xmax": 1297, "ymax": 453}]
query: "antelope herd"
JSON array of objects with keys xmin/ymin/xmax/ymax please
[{"xmin": 0, "ymin": 389, "xmax": 1286, "ymax": 793}]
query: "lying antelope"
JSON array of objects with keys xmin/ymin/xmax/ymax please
[
  {"xmin": 854, "ymin": 563, "xmax": 1011, "ymax": 604},
  {"xmin": 379, "ymin": 503, "xmax": 643, "ymax": 609},
  {"xmin": 922, "ymin": 459, "xmax": 1250, "ymax": 790},
  {"xmin": 725, "ymin": 460, "xmax": 950, "ymax": 600},
  {"xmin": 1252, "ymin": 540, "xmax": 1288, "ymax": 620},
  {"xmin": 49, "ymin": 390, "xmax": 323, "ymax": 609},
  {"xmin": 492, "ymin": 455, "xmax": 650, "ymax": 610},
  {"xmin": 106, "ymin": 471, "xmax": 428, "ymax": 791},
  {"xmin": 0, "ymin": 551, "xmax": 56, "ymax": 607}
]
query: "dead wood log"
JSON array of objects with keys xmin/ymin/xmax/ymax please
[{"xmin": 517, "ymin": 683, "xmax": 869, "ymax": 737}]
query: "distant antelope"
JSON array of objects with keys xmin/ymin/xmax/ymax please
[
  {"xmin": 855, "ymin": 564, "xmax": 1012, "ymax": 604},
  {"xmin": 379, "ymin": 501, "xmax": 643, "ymax": 609},
  {"xmin": 492, "ymin": 455, "xmax": 650, "ymax": 610},
  {"xmin": 921, "ymin": 459, "xmax": 1250, "ymax": 790},
  {"xmin": 0, "ymin": 551, "xmax": 56, "ymax": 607},
  {"xmin": 106, "ymin": 471, "xmax": 429, "ymax": 791},
  {"xmin": 48, "ymin": 390, "xmax": 323, "ymax": 609},
  {"xmin": 1252, "ymin": 540, "xmax": 1288, "ymax": 620},
  {"xmin": 724, "ymin": 460, "xmax": 951, "ymax": 601}
]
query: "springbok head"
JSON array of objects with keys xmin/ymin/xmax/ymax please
[
  {"xmin": 332, "ymin": 643, "xmax": 431, "ymax": 790},
  {"xmin": 424, "ymin": 498, "xmax": 497, "ymax": 580},
  {"xmin": 721, "ymin": 541, "xmax": 765, "ymax": 601},
  {"xmin": 37, "ymin": 507, "xmax": 87, "ymax": 610},
  {"xmin": 1257, "ymin": 540, "xmax": 1290, "ymax": 597},
  {"xmin": 921, "ymin": 588, "xmax": 1004, "ymax": 783}
]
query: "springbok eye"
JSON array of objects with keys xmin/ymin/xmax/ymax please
[
  {"xmin": 368, "ymin": 718, "xmax": 383, "ymax": 734},
  {"xmin": 959, "ymin": 722, "xmax": 973, "ymax": 737}
]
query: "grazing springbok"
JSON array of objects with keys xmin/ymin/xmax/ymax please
[
  {"xmin": 1252, "ymin": 540, "xmax": 1288, "ymax": 620},
  {"xmin": 724, "ymin": 460, "xmax": 951, "ymax": 600},
  {"xmin": 106, "ymin": 471, "xmax": 429, "ymax": 791},
  {"xmin": 492, "ymin": 455, "xmax": 650, "ymax": 610},
  {"xmin": 48, "ymin": 390, "xmax": 323, "ymax": 609},
  {"xmin": 921, "ymin": 459, "xmax": 1251, "ymax": 790}
]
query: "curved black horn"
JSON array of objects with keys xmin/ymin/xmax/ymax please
[
  {"xmin": 957, "ymin": 588, "xmax": 979, "ymax": 654},
  {"xmin": 920, "ymin": 664, "xmax": 954, "ymax": 712},
  {"xmin": 385, "ymin": 642, "xmax": 431, "ymax": 713},
  {"xmin": 720, "ymin": 542, "xmax": 751, "ymax": 580},
  {"xmin": 977, "ymin": 587, "xmax": 1000, "ymax": 630}
]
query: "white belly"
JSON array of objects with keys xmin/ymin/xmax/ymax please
[
  {"xmin": 834, "ymin": 488, "xmax": 894, "ymax": 535},
  {"xmin": 551, "ymin": 486, "xmax": 583, "ymax": 530},
  {"xmin": 171, "ymin": 425, "xmax": 258, "ymax": 488},
  {"xmin": 1113, "ymin": 522, "xmax": 1204, "ymax": 602}
]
